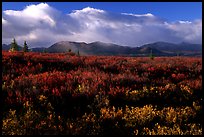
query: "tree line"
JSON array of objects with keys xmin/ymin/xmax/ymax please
[{"xmin": 9, "ymin": 38, "xmax": 29, "ymax": 52}]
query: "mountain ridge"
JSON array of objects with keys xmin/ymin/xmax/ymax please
[{"xmin": 2, "ymin": 41, "xmax": 202, "ymax": 56}]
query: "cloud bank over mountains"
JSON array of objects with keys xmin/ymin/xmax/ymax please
[{"xmin": 2, "ymin": 3, "xmax": 202, "ymax": 48}]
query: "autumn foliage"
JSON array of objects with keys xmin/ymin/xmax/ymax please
[{"xmin": 2, "ymin": 51, "xmax": 202, "ymax": 135}]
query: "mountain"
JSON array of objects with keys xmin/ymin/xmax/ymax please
[
  {"xmin": 31, "ymin": 47, "xmax": 47, "ymax": 52},
  {"xmin": 2, "ymin": 44, "xmax": 10, "ymax": 50},
  {"xmin": 46, "ymin": 41, "xmax": 131, "ymax": 55},
  {"xmin": 2, "ymin": 41, "xmax": 202, "ymax": 56},
  {"xmin": 52, "ymin": 41, "xmax": 202, "ymax": 56},
  {"xmin": 141, "ymin": 41, "xmax": 202, "ymax": 56},
  {"xmin": 86, "ymin": 41, "xmax": 134, "ymax": 55},
  {"xmin": 2, "ymin": 44, "xmax": 23, "ymax": 51},
  {"xmin": 135, "ymin": 46, "xmax": 174, "ymax": 56},
  {"xmin": 2, "ymin": 44, "xmax": 44, "ymax": 52},
  {"xmin": 47, "ymin": 41, "xmax": 87, "ymax": 53}
]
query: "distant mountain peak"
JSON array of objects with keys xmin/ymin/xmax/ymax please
[{"xmin": 2, "ymin": 41, "xmax": 201, "ymax": 56}]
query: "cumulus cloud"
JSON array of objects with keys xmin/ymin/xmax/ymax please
[{"xmin": 2, "ymin": 3, "xmax": 202, "ymax": 48}]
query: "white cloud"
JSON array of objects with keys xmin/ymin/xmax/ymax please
[
  {"xmin": 2, "ymin": 18, "xmax": 8, "ymax": 25},
  {"xmin": 165, "ymin": 19, "xmax": 202, "ymax": 43},
  {"xmin": 178, "ymin": 20, "xmax": 192, "ymax": 24},
  {"xmin": 2, "ymin": 3, "xmax": 202, "ymax": 48},
  {"xmin": 71, "ymin": 6, "xmax": 105, "ymax": 14},
  {"xmin": 121, "ymin": 12, "xmax": 154, "ymax": 17}
]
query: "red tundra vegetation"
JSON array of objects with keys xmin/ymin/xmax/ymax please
[{"xmin": 2, "ymin": 51, "xmax": 202, "ymax": 135}]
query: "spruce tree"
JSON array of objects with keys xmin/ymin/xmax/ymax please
[
  {"xmin": 10, "ymin": 38, "xmax": 19, "ymax": 52},
  {"xmin": 23, "ymin": 41, "xmax": 29, "ymax": 52}
]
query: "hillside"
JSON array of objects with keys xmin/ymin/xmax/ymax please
[
  {"xmin": 2, "ymin": 44, "xmax": 23, "ymax": 51},
  {"xmin": 141, "ymin": 41, "xmax": 202, "ymax": 56},
  {"xmin": 2, "ymin": 41, "xmax": 202, "ymax": 56}
]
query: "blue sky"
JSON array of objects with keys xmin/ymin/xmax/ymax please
[
  {"xmin": 2, "ymin": 2, "xmax": 202, "ymax": 47},
  {"xmin": 2, "ymin": 2, "xmax": 202, "ymax": 22}
]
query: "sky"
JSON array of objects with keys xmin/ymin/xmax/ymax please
[{"xmin": 2, "ymin": 2, "xmax": 202, "ymax": 48}]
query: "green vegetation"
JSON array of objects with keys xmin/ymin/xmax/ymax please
[
  {"xmin": 9, "ymin": 38, "xmax": 19, "ymax": 52},
  {"xmin": 23, "ymin": 41, "xmax": 29, "ymax": 52}
]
